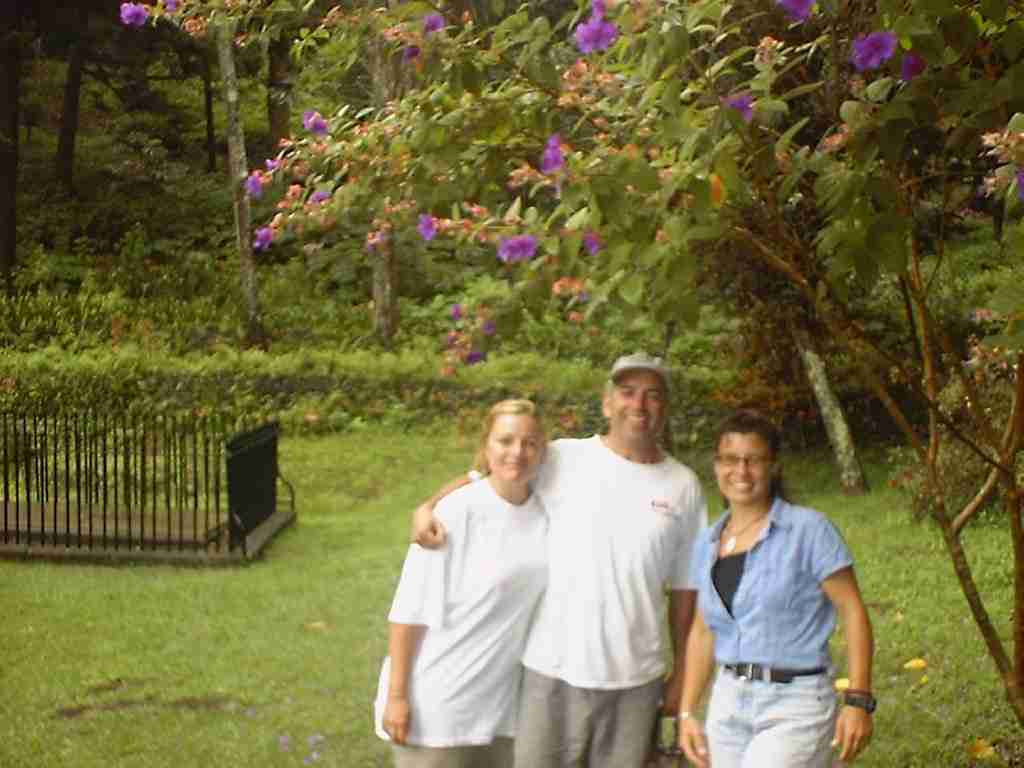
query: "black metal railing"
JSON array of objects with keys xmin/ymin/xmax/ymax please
[{"xmin": 0, "ymin": 412, "xmax": 293, "ymax": 561}]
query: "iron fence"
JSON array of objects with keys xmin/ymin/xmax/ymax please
[{"xmin": 0, "ymin": 412, "xmax": 294, "ymax": 563}]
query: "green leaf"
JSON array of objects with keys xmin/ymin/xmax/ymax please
[
  {"xmin": 775, "ymin": 117, "xmax": 810, "ymax": 158},
  {"xmin": 1008, "ymin": 113, "xmax": 1024, "ymax": 134},
  {"xmin": 565, "ymin": 207, "xmax": 590, "ymax": 231},
  {"xmin": 979, "ymin": 0, "xmax": 1007, "ymax": 23},
  {"xmin": 867, "ymin": 214, "xmax": 909, "ymax": 274},
  {"xmin": 865, "ymin": 77, "xmax": 894, "ymax": 103},
  {"xmin": 619, "ymin": 272, "xmax": 646, "ymax": 305},
  {"xmin": 778, "ymin": 82, "xmax": 825, "ymax": 102},
  {"xmin": 1003, "ymin": 23, "xmax": 1024, "ymax": 62},
  {"xmin": 839, "ymin": 100, "xmax": 868, "ymax": 126},
  {"xmin": 504, "ymin": 197, "xmax": 522, "ymax": 222},
  {"xmin": 662, "ymin": 78, "xmax": 682, "ymax": 115},
  {"xmin": 755, "ymin": 99, "xmax": 789, "ymax": 117},
  {"xmin": 988, "ymin": 281, "xmax": 1024, "ymax": 316}
]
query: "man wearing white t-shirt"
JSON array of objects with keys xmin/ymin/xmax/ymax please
[{"xmin": 415, "ymin": 353, "xmax": 708, "ymax": 767}]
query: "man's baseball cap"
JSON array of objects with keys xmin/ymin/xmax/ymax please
[{"xmin": 608, "ymin": 352, "xmax": 670, "ymax": 391}]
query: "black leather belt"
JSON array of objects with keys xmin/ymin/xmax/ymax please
[{"xmin": 724, "ymin": 663, "xmax": 827, "ymax": 683}]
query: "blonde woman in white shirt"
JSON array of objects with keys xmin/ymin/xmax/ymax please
[{"xmin": 374, "ymin": 399, "xmax": 548, "ymax": 768}]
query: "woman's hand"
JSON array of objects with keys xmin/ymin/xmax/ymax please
[
  {"xmin": 678, "ymin": 716, "xmax": 710, "ymax": 768},
  {"xmin": 383, "ymin": 694, "xmax": 412, "ymax": 745},
  {"xmin": 832, "ymin": 705, "xmax": 872, "ymax": 762}
]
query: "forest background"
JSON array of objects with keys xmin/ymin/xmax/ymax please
[{"xmin": 3, "ymin": 0, "xmax": 1024, "ymax": 764}]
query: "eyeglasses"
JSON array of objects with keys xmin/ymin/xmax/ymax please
[{"xmin": 714, "ymin": 454, "xmax": 773, "ymax": 469}]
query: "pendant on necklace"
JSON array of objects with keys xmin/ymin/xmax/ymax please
[{"xmin": 723, "ymin": 536, "xmax": 737, "ymax": 554}]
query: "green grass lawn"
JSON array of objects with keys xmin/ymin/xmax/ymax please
[{"xmin": 1, "ymin": 426, "xmax": 1019, "ymax": 767}]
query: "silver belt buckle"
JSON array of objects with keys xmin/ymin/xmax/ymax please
[{"xmin": 738, "ymin": 663, "xmax": 754, "ymax": 680}]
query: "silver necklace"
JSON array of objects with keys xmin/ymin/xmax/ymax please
[{"xmin": 722, "ymin": 514, "xmax": 767, "ymax": 554}]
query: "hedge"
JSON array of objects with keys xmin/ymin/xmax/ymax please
[{"xmin": 0, "ymin": 346, "xmax": 727, "ymax": 448}]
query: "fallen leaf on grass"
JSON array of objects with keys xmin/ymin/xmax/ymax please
[
  {"xmin": 305, "ymin": 621, "xmax": 330, "ymax": 632},
  {"xmin": 834, "ymin": 678, "xmax": 850, "ymax": 692},
  {"xmin": 967, "ymin": 738, "xmax": 996, "ymax": 760},
  {"xmin": 903, "ymin": 657, "xmax": 928, "ymax": 670}
]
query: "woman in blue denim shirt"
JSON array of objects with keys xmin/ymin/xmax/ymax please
[{"xmin": 678, "ymin": 410, "xmax": 875, "ymax": 767}]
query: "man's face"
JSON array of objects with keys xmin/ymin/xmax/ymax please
[{"xmin": 602, "ymin": 369, "xmax": 668, "ymax": 445}]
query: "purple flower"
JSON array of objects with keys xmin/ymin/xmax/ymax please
[
  {"xmin": 465, "ymin": 350, "xmax": 486, "ymax": 365},
  {"xmin": 592, "ymin": 0, "xmax": 606, "ymax": 18},
  {"xmin": 403, "ymin": 45, "xmax": 421, "ymax": 62},
  {"xmin": 577, "ymin": 291, "xmax": 590, "ymax": 304},
  {"xmin": 278, "ymin": 734, "xmax": 291, "ymax": 752},
  {"xmin": 165, "ymin": 0, "xmax": 179, "ymax": 11},
  {"xmin": 253, "ymin": 227, "xmax": 275, "ymax": 252},
  {"xmin": 498, "ymin": 235, "xmax": 539, "ymax": 264},
  {"xmin": 265, "ymin": 158, "xmax": 280, "ymax": 171},
  {"xmin": 900, "ymin": 52, "xmax": 926, "ymax": 82},
  {"xmin": 245, "ymin": 172, "xmax": 263, "ymax": 199},
  {"xmin": 851, "ymin": 31, "xmax": 898, "ymax": 72},
  {"xmin": 424, "ymin": 13, "xmax": 445, "ymax": 35},
  {"xmin": 574, "ymin": 16, "xmax": 618, "ymax": 54},
  {"xmin": 445, "ymin": 331, "xmax": 459, "ymax": 348},
  {"xmin": 303, "ymin": 110, "xmax": 329, "ymax": 136},
  {"xmin": 541, "ymin": 134, "xmax": 565, "ymax": 174},
  {"xmin": 481, "ymin": 319, "xmax": 496, "ymax": 336},
  {"xmin": 451, "ymin": 304, "xmax": 463, "ymax": 321},
  {"xmin": 417, "ymin": 214, "xmax": 438, "ymax": 241},
  {"xmin": 1017, "ymin": 168, "xmax": 1024, "ymax": 203},
  {"xmin": 723, "ymin": 92, "xmax": 754, "ymax": 123},
  {"xmin": 309, "ymin": 190, "xmax": 330, "ymax": 205},
  {"xmin": 775, "ymin": 0, "xmax": 813, "ymax": 22},
  {"xmin": 582, "ymin": 231, "xmax": 603, "ymax": 256},
  {"xmin": 120, "ymin": 3, "xmax": 150, "ymax": 26}
]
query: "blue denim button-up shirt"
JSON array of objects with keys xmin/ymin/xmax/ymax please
[{"xmin": 689, "ymin": 497, "xmax": 854, "ymax": 669}]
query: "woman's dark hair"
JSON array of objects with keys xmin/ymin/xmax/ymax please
[{"xmin": 714, "ymin": 409, "xmax": 790, "ymax": 503}]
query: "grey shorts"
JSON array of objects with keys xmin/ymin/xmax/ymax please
[
  {"xmin": 513, "ymin": 668, "xmax": 663, "ymax": 768},
  {"xmin": 392, "ymin": 736, "xmax": 514, "ymax": 768}
]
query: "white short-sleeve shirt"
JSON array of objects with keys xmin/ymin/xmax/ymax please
[
  {"xmin": 374, "ymin": 479, "xmax": 547, "ymax": 747},
  {"xmin": 521, "ymin": 436, "xmax": 707, "ymax": 689}
]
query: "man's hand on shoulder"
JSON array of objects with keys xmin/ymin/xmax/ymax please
[{"xmin": 412, "ymin": 502, "xmax": 447, "ymax": 548}]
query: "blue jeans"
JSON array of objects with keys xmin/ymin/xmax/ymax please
[{"xmin": 706, "ymin": 668, "xmax": 837, "ymax": 768}]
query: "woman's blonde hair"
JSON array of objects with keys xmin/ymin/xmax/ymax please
[{"xmin": 472, "ymin": 399, "xmax": 547, "ymax": 475}]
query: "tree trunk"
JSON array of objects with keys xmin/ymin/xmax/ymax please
[
  {"xmin": 372, "ymin": 245, "xmax": 398, "ymax": 346},
  {"xmin": 266, "ymin": 33, "xmax": 291, "ymax": 148},
  {"xmin": 215, "ymin": 19, "xmax": 266, "ymax": 348},
  {"xmin": 202, "ymin": 45, "xmax": 216, "ymax": 173},
  {"xmin": 55, "ymin": 5, "xmax": 87, "ymax": 191},
  {"xmin": 0, "ymin": 3, "xmax": 19, "ymax": 295},
  {"xmin": 366, "ymin": 10, "xmax": 407, "ymax": 345},
  {"xmin": 792, "ymin": 326, "xmax": 866, "ymax": 494}
]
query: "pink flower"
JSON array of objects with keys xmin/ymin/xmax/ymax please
[
  {"xmin": 418, "ymin": 214, "xmax": 438, "ymax": 241},
  {"xmin": 120, "ymin": 3, "xmax": 150, "ymax": 26},
  {"xmin": 302, "ymin": 110, "xmax": 329, "ymax": 136},
  {"xmin": 723, "ymin": 92, "xmax": 754, "ymax": 123},
  {"xmin": 245, "ymin": 172, "xmax": 264, "ymax": 199},
  {"xmin": 851, "ymin": 31, "xmax": 898, "ymax": 72},
  {"xmin": 775, "ymin": 0, "xmax": 813, "ymax": 22},
  {"xmin": 424, "ymin": 13, "xmax": 445, "ymax": 35},
  {"xmin": 900, "ymin": 52, "xmax": 926, "ymax": 82},
  {"xmin": 541, "ymin": 134, "xmax": 565, "ymax": 173},
  {"xmin": 575, "ymin": 16, "xmax": 618, "ymax": 54},
  {"xmin": 253, "ymin": 227, "xmax": 274, "ymax": 251},
  {"xmin": 583, "ymin": 231, "xmax": 603, "ymax": 255},
  {"xmin": 498, "ymin": 235, "xmax": 539, "ymax": 263}
]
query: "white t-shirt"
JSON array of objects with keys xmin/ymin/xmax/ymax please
[
  {"xmin": 521, "ymin": 436, "xmax": 707, "ymax": 689},
  {"xmin": 374, "ymin": 479, "xmax": 548, "ymax": 747}
]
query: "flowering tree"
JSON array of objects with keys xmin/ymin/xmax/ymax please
[{"xmin": 128, "ymin": 0, "xmax": 1024, "ymax": 720}]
